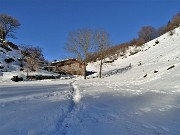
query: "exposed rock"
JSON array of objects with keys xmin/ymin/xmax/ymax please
[
  {"xmin": 143, "ymin": 74, "xmax": 147, "ymax": 78},
  {"xmin": 4, "ymin": 58, "xmax": 15, "ymax": 63},
  {"xmin": 154, "ymin": 70, "xmax": 158, "ymax": 73},
  {"xmin": 167, "ymin": 65, "xmax": 175, "ymax": 70},
  {"xmin": 7, "ymin": 42, "xmax": 19, "ymax": 50},
  {"xmin": 0, "ymin": 44, "xmax": 12, "ymax": 51}
]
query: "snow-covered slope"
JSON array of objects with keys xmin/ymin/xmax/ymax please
[
  {"xmin": 69, "ymin": 27, "xmax": 180, "ymax": 135},
  {"xmin": 0, "ymin": 40, "xmax": 22, "ymax": 72},
  {"xmin": 0, "ymin": 40, "xmax": 61, "ymax": 83},
  {"xmin": 87, "ymin": 27, "xmax": 180, "ymax": 89}
]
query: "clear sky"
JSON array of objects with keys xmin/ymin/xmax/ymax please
[{"xmin": 0, "ymin": 0, "xmax": 180, "ymax": 61}]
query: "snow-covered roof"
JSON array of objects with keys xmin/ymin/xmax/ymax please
[{"xmin": 51, "ymin": 58, "xmax": 78, "ymax": 64}]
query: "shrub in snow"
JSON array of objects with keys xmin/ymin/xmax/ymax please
[
  {"xmin": 124, "ymin": 55, "xmax": 127, "ymax": 58},
  {"xmin": 155, "ymin": 40, "xmax": 159, "ymax": 45},
  {"xmin": 0, "ymin": 43, "xmax": 12, "ymax": 51},
  {"xmin": 138, "ymin": 61, "xmax": 142, "ymax": 66},
  {"xmin": 104, "ymin": 60, "xmax": 114, "ymax": 63},
  {"xmin": 7, "ymin": 42, "xmax": 19, "ymax": 50},
  {"xmin": 169, "ymin": 30, "xmax": 175, "ymax": 36},
  {"xmin": 127, "ymin": 45, "xmax": 141, "ymax": 56},
  {"xmin": 119, "ymin": 51, "xmax": 125, "ymax": 57},
  {"xmin": 0, "ymin": 50, "xmax": 5, "ymax": 53},
  {"xmin": 4, "ymin": 58, "xmax": 15, "ymax": 63},
  {"xmin": 11, "ymin": 76, "xmax": 23, "ymax": 82}
]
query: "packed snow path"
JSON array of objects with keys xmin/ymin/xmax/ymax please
[
  {"xmin": 0, "ymin": 79, "xmax": 179, "ymax": 135},
  {"xmin": 0, "ymin": 80, "xmax": 77, "ymax": 135}
]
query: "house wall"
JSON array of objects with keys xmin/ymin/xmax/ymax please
[
  {"xmin": 50, "ymin": 59, "xmax": 84, "ymax": 75},
  {"xmin": 58, "ymin": 62, "xmax": 84, "ymax": 75}
]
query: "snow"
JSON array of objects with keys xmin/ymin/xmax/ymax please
[
  {"xmin": 0, "ymin": 70, "xmax": 60, "ymax": 85},
  {"xmin": 0, "ymin": 41, "xmax": 22, "ymax": 72},
  {"xmin": 72, "ymin": 81, "xmax": 82, "ymax": 103},
  {"xmin": 0, "ymin": 27, "xmax": 180, "ymax": 135},
  {"xmin": 0, "ymin": 79, "xmax": 73, "ymax": 135},
  {"xmin": 66, "ymin": 27, "xmax": 180, "ymax": 135}
]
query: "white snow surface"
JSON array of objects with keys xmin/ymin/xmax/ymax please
[
  {"xmin": 0, "ymin": 41, "xmax": 22, "ymax": 72},
  {"xmin": 0, "ymin": 27, "xmax": 180, "ymax": 135},
  {"xmin": 0, "ymin": 70, "xmax": 60, "ymax": 85}
]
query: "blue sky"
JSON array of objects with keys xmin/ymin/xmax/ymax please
[{"xmin": 0, "ymin": 0, "xmax": 180, "ymax": 61}]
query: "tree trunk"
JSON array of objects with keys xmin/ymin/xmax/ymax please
[
  {"xmin": 20, "ymin": 58, "xmax": 23, "ymax": 68},
  {"xmin": 84, "ymin": 61, "xmax": 86, "ymax": 79},
  {"xmin": 99, "ymin": 53, "xmax": 103, "ymax": 78}
]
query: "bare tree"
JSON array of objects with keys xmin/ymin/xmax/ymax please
[
  {"xmin": 138, "ymin": 26, "xmax": 157, "ymax": 43},
  {"xmin": 21, "ymin": 45, "xmax": 44, "ymax": 71},
  {"xmin": 0, "ymin": 14, "xmax": 20, "ymax": 39},
  {"xmin": 171, "ymin": 11, "xmax": 180, "ymax": 27},
  {"xmin": 94, "ymin": 30, "xmax": 110, "ymax": 78},
  {"xmin": 157, "ymin": 26, "xmax": 166, "ymax": 36},
  {"xmin": 129, "ymin": 38, "xmax": 145, "ymax": 46},
  {"xmin": 65, "ymin": 29, "xmax": 93, "ymax": 79}
]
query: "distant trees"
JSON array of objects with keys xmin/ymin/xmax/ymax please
[
  {"xmin": 157, "ymin": 26, "xmax": 166, "ymax": 36},
  {"xmin": 129, "ymin": 38, "xmax": 145, "ymax": 46},
  {"xmin": 171, "ymin": 12, "xmax": 180, "ymax": 27},
  {"xmin": 156, "ymin": 12, "xmax": 180, "ymax": 36},
  {"xmin": 94, "ymin": 30, "xmax": 110, "ymax": 78},
  {"xmin": 65, "ymin": 29, "xmax": 93, "ymax": 79},
  {"xmin": 138, "ymin": 26, "xmax": 157, "ymax": 43},
  {"xmin": 0, "ymin": 14, "xmax": 20, "ymax": 40}
]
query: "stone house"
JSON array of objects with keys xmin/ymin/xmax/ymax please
[{"xmin": 44, "ymin": 58, "xmax": 84, "ymax": 75}]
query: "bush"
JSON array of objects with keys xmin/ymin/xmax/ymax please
[
  {"xmin": 8, "ymin": 42, "xmax": 19, "ymax": 50},
  {"xmin": 168, "ymin": 30, "xmax": 175, "ymax": 36},
  {"xmin": 27, "ymin": 75, "xmax": 60, "ymax": 80},
  {"xmin": 4, "ymin": 58, "xmax": 15, "ymax": 63},
  {"xmin": 155, "ymin": 40, "xmax": 159, "ymax": 45},
  {"xmin": 11, "ymin": 76, "xmax": 23, "ymax": 82},
  {"xmin": 0, "ymin": 43, "xmax": 12, "ymax": 51}
]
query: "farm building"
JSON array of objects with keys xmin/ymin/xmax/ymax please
[{"xmin": 44, "ymin": 58, "xmax": 84, "ymax": 75}]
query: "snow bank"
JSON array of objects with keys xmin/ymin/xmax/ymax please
[{"xmin": 72, "ymin": 82, "xmax": 82, "ymax": 103}]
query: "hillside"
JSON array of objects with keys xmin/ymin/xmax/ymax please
[
  {"xmin": 70, "ymin": 27, "xmax": 180, "ymax": 135},
  {"xmin": 0, "ymin": 40, "xmax": 22, "ymax": 73},
  {"xmin": 87, "ymin": 27, "xmax": 180, "ymax": 86}
]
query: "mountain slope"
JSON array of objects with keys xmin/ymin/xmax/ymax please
[
  {"xmin": 0, "ymin": 40, "xmax": 22, "ymax": 72},
  {"xmin": 87, "ymin": 27, "xmax": 180, "ymax": 90},
  {"xmin": 68, "ymin": 27, "xmax": 180, "ymax": 135}
]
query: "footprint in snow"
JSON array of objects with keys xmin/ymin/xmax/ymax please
[{"xmin": 140, "ymin": 107, "xmax": 152, "ymax": 112}]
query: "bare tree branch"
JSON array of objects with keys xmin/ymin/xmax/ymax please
[
  {"xmin": 94, "ymin": 29, "xmax": 111, "ymax": 78},
  {"xmin": 65, "ymin": 28, "xmax": 93, "ymax": 79}
]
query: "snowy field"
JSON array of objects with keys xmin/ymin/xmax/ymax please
[
  {"xmin": 0, "ymin": 80, "xmax": 74, "ymax": 135},
  {"xmin": 0, "ymin": 27, "xmax": 180, "ymax": 135}
]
